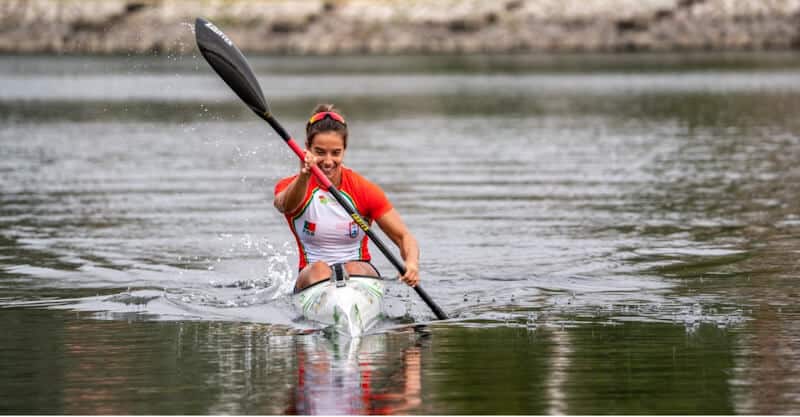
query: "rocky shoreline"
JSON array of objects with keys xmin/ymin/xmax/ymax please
[{"xmin": 2, "ymin": 0, "xmax": 800, "ymax": 55}]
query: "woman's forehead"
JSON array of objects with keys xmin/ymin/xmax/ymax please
[{"xmin": 311, "ymin": 132, "xmax": 346, "ymax": 148}]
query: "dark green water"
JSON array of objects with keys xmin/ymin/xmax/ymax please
[
  {"xmin": 0, "ymin": 308, "xmax": 740, "ymax": 415},
  {"xmin": 1, "ymin": 52, "xmax": 799, "ymax": 414}
]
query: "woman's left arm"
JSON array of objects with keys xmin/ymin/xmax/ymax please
[{"xmin": 375, "ymin": 209, "xmax": 420, "ymax": 287}]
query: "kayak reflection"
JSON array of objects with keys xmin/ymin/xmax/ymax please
[{"xmin": 286, "ymin": 328, "xmax": 424, "ymax": 415}]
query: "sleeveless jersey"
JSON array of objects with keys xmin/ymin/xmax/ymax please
[{"xmin": 274, "ymin": 167, "xmax": 393, "ymax": 270}]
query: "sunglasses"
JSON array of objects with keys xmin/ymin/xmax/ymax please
[{"xmin": 307, "ymin": 111, "xmax": 347, "ymax": 126}]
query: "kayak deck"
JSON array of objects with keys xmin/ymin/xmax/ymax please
[{"xmin": 292, "ymin": 275, "xmax": 385, "ymax": 337}]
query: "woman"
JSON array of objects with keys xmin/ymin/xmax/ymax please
[{"xmin": 274, "ymin": 104, "xmax": 420, "ymax": 292}]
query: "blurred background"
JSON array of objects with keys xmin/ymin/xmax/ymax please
[{"xmin": 3, "ymin": 0, "xmax": 800, "ymax": 55}]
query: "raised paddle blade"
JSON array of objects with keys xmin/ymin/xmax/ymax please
[{"xmin": 194, "ymin": 17, "xmax": 269, "ymax": 115}]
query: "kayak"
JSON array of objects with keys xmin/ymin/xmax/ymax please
[{"xmin": 292, "ymin": 275, "xmax": 385, "ymax": 337}]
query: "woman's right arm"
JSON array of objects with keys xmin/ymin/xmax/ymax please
[
  {"xmin": 274, "ymin": 173, "xmax": 310, "ymax": 214},
  {"xmin": 274, "ymin": 151, "xmax": 314, "ymax": 214}
]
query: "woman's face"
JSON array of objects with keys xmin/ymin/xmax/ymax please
[{"xmin": 308, "ymin": 131, "xmax": 346, "ymax": 181}]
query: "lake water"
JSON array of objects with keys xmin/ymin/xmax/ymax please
[{"xmin": 1, "ymin": 51, "xmax": 799, "ymax": 414}]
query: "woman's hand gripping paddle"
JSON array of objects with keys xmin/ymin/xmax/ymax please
[{"xmin": 194, "ymin": 17, "xmax": 448, "ymax": 320}]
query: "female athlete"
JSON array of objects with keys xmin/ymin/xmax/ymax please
[{"xmin": 274, "ymin": 104, "xmax": 420, "ymax": 292}]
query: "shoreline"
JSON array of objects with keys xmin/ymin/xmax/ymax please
[{"xmin": 2, "ymin": 0, "xmax": 800, "ymax": 55}]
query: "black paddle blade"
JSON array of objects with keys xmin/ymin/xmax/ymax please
[{"xmin": 195, "ymin": 17, "xmax": 269, "ymax": 115}]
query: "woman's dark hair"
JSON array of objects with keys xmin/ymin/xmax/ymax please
[{"xmin": 305, "ymin": 104, "xmax": 348, "ymax": 148}]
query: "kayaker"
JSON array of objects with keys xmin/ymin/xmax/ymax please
[{"xmin": 274, "ymin": 104, "xmax": 420, "ymax": 292}]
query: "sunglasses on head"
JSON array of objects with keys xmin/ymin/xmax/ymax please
[{"xmin": 307, "ymin": 111, "xmax": 347, "ymax": 127}]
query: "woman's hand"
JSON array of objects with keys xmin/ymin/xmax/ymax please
[
  {"xmin": 300, "ymin": 150, "xmax": 316, "ymax": 177},
  {"xmin": 276, "ymin": 150, "xmax": 314, "ymax": 214},
  {"xmin": 400, "ymin": 260, "xmax": 419, "ymax": 287}
]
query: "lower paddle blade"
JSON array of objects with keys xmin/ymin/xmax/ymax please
[{"xmin": 195, "ymin": 17, "xmax": 269, "ymax": 114}]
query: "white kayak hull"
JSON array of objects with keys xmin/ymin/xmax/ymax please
[{"xmin": 292, "ymin": 275, "xmax": 385, "ymax": 337}]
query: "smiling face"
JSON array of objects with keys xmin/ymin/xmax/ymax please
[{"xmin": 308, "ymin": 131, "xmax": 346, "ymax": 185}]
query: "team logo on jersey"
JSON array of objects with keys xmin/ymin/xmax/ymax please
[
  {"xmin": 318, "ymin": 194, "xmax": 330, "ymax": 205},
  {"xmin": 303, "ymin": 221, "xmax": 316, "ymax": 236},
  {"xmin": 349, "ymin": 222, "xmax": 359, "ymax": 238}
]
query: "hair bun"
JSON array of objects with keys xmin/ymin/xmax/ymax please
[{"xmin": 311, "ymin": 104, "xmax": 335, "ymax": 114}]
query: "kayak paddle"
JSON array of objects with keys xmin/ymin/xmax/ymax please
[{"xmin": 194, "ymin": 17, "xmax": 448, "ymax": 320}]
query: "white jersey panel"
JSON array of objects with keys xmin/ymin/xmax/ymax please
[{"xmin": 292, "ymin": 189, "xmax": 366, "ymax": 265}]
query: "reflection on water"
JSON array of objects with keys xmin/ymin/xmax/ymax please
[
  {"xmin": 1, "ymin": 53, "xmax": 800, "ymax": 413},
  {"xmin": 0, "ymin": 308, "xmax": 752, "ymax": 415},
  {"xmin": 0, "ymin": 308, "xmax": 425, "ymax": 414},
  {"xmin": 288, "ymin": 329, "xmax": 424, "ymax": 415}
]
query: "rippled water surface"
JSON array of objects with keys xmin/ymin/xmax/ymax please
[{"xmin": 2, "ymin": 52, "xmax": 800, "ymax": 414}]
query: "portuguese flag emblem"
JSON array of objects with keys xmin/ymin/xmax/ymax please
[{"xmin": 302, "ymin": 221, "xmax": 316, "ymax": 236}]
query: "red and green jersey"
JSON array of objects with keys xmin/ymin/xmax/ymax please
[{"xmin": 274, "ymin": 167, "xmax": 393, "ymax": 270}]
